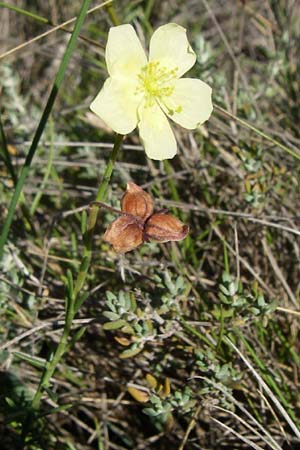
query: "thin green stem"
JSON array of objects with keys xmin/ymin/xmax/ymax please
[
  {"xmin": 31, "ymin": 134, "xmax": 123, "ymax": 411},
  {"xmin": 0, "ymin": 2, "xmax": 49, "ymax": 23},
  {"xmin": 105, "ymin": 2, "xmax": 120, "ymax": 25},
  {"xmin": 31, "ymin": 311, "xmax": 73, "ymax": 409},
  {"xmin": 223, "ymin": 240, "xmax": 229, "ymax": 273},
  {"xmin": 214, "ymin": 104, "xmax": 300, "ymax": 161},
  {"xmin": 0, "ymin": 0, "xmax": 93, "ymax": 260},
  {"xmin": 73, "ymin": 133, "xmax": 123, "ymax": 298},
  {"xmin": 179, "ymin": 318, "xmax": 215, "ymax": 348},
  {"xmin": 144, "ymin": 0, "xmax": 156, "ymax": 21}
]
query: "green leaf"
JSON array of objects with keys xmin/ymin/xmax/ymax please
[
  {"xmin": 103, "ymin": 311, "xmax": 121, "ymax": 321},
  {"xmin": 175, "ymin": 276, "xmax": 184, "ymax": 292},
  {"xmin": 106, "ymin": 291, "xmax": 116, "ymax": 302},
  {"xmin": 44, "ymin": 387, "xmax": 58, "ymax": 403},
  {"xmin": 74, "ymin": 291, "xmax": 89, "ymax": 313},
  {"xmin": 103, "ymin": 319, "xmax": 127, "ymax": 330},
  {"xmin": 257, "ymin": 294, "xmax": 265, "ymax": 307},
  {"xmin": 143, "ymin": 320, "xmax": 154, "ymax": 335},
  {"xmin": 219, "ymin": 284, "xmax": 230, "ymax": 296},
  {"xmin": 143, "ymin": 407, "xmax": 159, "ymax": 417},
  {"xmin": 212, "ymin": 308, "xmax": 234, "ymax": 319},
  {"xmin": 5, "ymin": 397, "xmax": 15, "ymax": 408},
  {"xmin": 81, "ymin": 210, "xmax": 87, "ymax": 235},
  {"xmin": 119, "ymin": 347, "xmax": 142, "ymax": 359},
  {"xmin": 119, "ymin": 291, "xmax": 126, "ymax": 308},
  {"xmin": 130, "ymin": 292, "xmax": 137, "ymax": 312},
  {"xmin": 134, "ymin": 322, "xmax": 143, "ymax": 334},
  {"xmin": 13, "ymin": 351, "xmax": 46, "ymax": 369},
  {"xmin": 69, "ymin": 326, "xmax": 87, "ymax": 348},
  {"xmin": 66, "ymin": 269, "xmax": 74, "ymax": 300},
  {"xmin": 39, "ymin": 402, "xmax": 74, "ymax": 418},
  {"xmin": 222, "ymin": 272, "xmax": 231, "ymax": 283},
  {"xmin": 121, "ymin": 324, "xmax": 135, "ymax": 334},
  {"xmin": 124, "ymin": 293, "xmax": 132, "ymax": 311},
  {"xmin": 106, "ymin": 298, "xmax": 117, "ymax": 312}
]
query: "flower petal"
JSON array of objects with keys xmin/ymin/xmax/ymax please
[
  {"xmin": 104, "ymin": 216, "xmax": 143, "ymax": 253},
  {"xmin": 121, "ymin": 182, "xmax": 154, "ymax": 220},
  {"xmin": 145, "ymin": 212, "xmax": 189, "ymax": 242},
  {"xmin": 90, "ymin": 77, "xmax": 141, "ymax": 134},
  {"xmin": 162, "ymin": 78, "xmax": 213, "ymax": 129},
  {"xmin": 149, "ymin": 23, "xmax": 196, "ymax": 77},
  {"xmin": 106, "ymin": 24, "xmax": 147, "ymax": 77},
  {"xmin": 138, "ymin": 102, "xmax": 177, "ymax": 160}
]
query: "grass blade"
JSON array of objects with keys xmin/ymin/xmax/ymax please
[
  {"xmin": 215, "ymin": 104, "xmax": 300, "ymax": 161},
  {"xmin": 0, "ymin": 0, "xmax": 93, "ymax": 259},
  {"xmin": 225, "ymin": 336, "xmax": 300, "ymax": 440}
]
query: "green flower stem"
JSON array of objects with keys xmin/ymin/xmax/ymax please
[
  {"xmin": 73, "ymin": 134, "xmax": 123, "ymax": 298},
  {"xmin": 31, "ymin": 313, "xmax": 72, "ymax": 410},
  {"xmin": 0, "ymin": 0, "xmax": 93, "ymax": 260},
  {"xmin": 31, "ymin": 134, "xmax": 123, "ymax": 410}
]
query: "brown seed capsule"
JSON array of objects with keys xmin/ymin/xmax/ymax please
[
  {"xmin": 103, "ymin": 182, "xmax": 189, "ymax": 253},
  {"xmin": 144, "ymin": 212, "xmax": 189, "ymax": 242},
  {"xmin": 104, "ymin": 215, "xmax": 143, "ymax": 253},
  {"xmin": 121, "ymin": 181, "xmax": 154, "ymax": 220}
]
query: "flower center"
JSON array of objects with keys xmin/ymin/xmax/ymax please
[{"xmin": 136, "ymin": 61, "xmax": 178, "ymax": 107}]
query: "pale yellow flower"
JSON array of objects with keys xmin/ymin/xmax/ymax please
[{"xmin": 90, "ymin": 23, "xmax": 213, "ymax": 160}]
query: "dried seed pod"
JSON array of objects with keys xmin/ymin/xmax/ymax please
[
  {"xmin": 121, "ymin": 181, "xmax": 154, "ymax": 220},
  {"xmin": 104, "ymin": 215, "xmax": 143, "ymax": 253},
  {"xmin": 144, "ymin": 212, "xmax": 189, "ymax": 242},
  {"xmin": 103, "ymin": 182, "xmax": 189, "ymax": 253}
]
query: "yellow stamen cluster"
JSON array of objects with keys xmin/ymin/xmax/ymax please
[{"xmin": 136, "ymin": 61, "xmax": 178, "ymax": 107}]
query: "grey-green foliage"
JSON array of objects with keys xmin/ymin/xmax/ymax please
[
  {"xmin": 240, "ymin": 145, "xmax": 267, "ymax": 207},
  {"xmin": 244, "ymin": 189, "xmax": 265, "ymax": 207},
  {"xmin": 195, "ymin": 348, "xmax": 241, "ymax": 410},
  {"xmin": 195, "ymin": 349, "xmax": 241, "ymax": 384},
  {"xmin": 1, "ymin": 63, "xmax": 26, "ymax": 125},
  {"xmin": 102, "ymin": 271, "xmax": 189, "ymax": 357},
  {"xmin": 0, "ymin": 244, "xmax": 36, "ymax": 310},
  {"xmin": 194, "ymin": 34, "xmax": 224, "ymax": 102},
  {"xmin": 217, "ymin": 271, "xmax": 277, "ymax": 319},
  {"xmin": 170, "ymin": 387, "xmax": 197, "ymax": 413},
  {"xmin": 103, "ymin": 289, "xmax": 157, "ymax": 357},
  {"xmin": 242, "ymin": 154, "xmax": 262, "ymax": 173},
  {"xmin": 153, "ymin": 271, "xmax": 187, "ymax": 313},
  {"xmin": 143, "ymin": 387, "xmax": 196, "ymax": 421}
]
